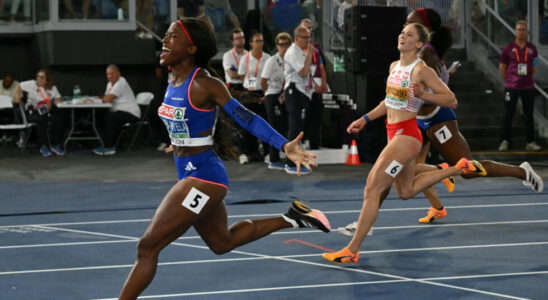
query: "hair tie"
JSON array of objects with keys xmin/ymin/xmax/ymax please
[
  {"xmin": 415, "ymin": 8, "xmax": 431, "ymax": 31},
  {"xmin": 177, "ymin": 20, "xmax": 194, "ymax": 45}
]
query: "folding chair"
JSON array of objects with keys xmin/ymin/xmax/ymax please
[
  {"xmin": 116, "ymin": 92, "xmax": 154, "ymax": 152},
  {"xmin": 0, "ymin": 95, "xmax": 34, "ymax": 152}
]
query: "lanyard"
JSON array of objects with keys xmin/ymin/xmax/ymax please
[
  {"xmin": 231, "ymin": 49, "xmax": 241, "ymax": 66},
  {"xmin": 38, "ymin": 87, "xmax": 51, "ymax": 103},
  {"xmin": 246, "ymin": 52, "xmax": 262, "ymax": 77},
  {"xmin": 514, "ymin": 47, "xmax": 528, "ymax": 63}
]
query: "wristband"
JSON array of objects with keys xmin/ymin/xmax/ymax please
[{"xmin": 363, "ymin": 114, "xmax": 371, "ymax": 123}]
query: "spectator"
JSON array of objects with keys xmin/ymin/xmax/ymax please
[
  {"xmin": 177, "ymin": 0, "xmax": 205, "ymax": 19},
  {"xmin": 283, "ymin": 25, "xmax": 314, "ymax": 174},
  {"xmin": 62, "ymin": 0, "xmax": 91, "ymax": 19},
  {"xmin": 237, "ymin": 32, "xmax": 271, "ymax": 164},
  {"xmin": 149, "ymin": 51, "xmax": 170, "ymax": 152},
  {"xmin": 10, "ymin": 0, "xmax": 31, "ymax": 22},
  {"xmin": 93, "ymin": 64, "xmax": 141, "ymax": 155},
  {"xmin": 0, "ymin": 73, "xmax": 22, "ymax": 131},
  {"xmin": 0, "ymin": 73, "xmax": 22, "ymax": 104},
  {"xmin": 300, "ymin": 18, "xmax": 327, "ymax": 149},
  {"xmin": 222, "ymin": 28, "xmax": 247, "ymax": 91},
  {"xmin": 19, "ymin": 70, "xmax": 67, "ymax": 157},
  {"xmin": 499, "ymin": 20, "xmax": 541, "ymax": 151},
  {"xmin": 260, "ymin": 32, "xmax": 291, "ymax": 170},
  {"xmin": 239, "ymin": 32, "xmax": 271, "ymax": 93},
  {"xmin": 204, "ymin": 0, "xmax": 240, "ymax": 32},
  {"xmin": 136, "ymin": 0, "xmax": 153, "ymax": 39}
]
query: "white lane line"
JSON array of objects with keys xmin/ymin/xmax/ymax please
[
  {"xmin": 3, "ymin": 240, "xmax": 547, "ymax": 275},
  {"xmin": 2, "ymin": 202, "xmax": 548, "ymax": 229},
  {"xmin": 93, "ymin": 270, "xmax": 548, "ymax": 299},
  {"xmin": 8, "ymin": 226, "xmax": 533, "ymax": 299},
  {"xmin": 0, "ymin": 240, "xmax": 133, "ymax": 249},
  {"xmin": 0, "ymin": 257, "xmax": 264, "ymax": 275},
  {"xmin": 1, "ymin": 220, "xmax": 547, "ymax": 250}
]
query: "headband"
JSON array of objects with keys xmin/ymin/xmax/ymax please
[
  {"xmin": 177, "ymin": 20, "xmax": 194, "ymax": 45},
  {"xmin": 415, "ymin": 8, "xmax": 431, "ymax": 30}
]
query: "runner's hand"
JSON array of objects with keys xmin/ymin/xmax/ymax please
[
  {"xmin": 284, "ymin": 132, "xmax": 317, "ymax": 175},
  {"xmin": 347, "ymin": 117, "xmax": 366, "ymax": 134},
  {"xmin": 164, "ymin": 145, "xmax": 173, "ymax": 153}
]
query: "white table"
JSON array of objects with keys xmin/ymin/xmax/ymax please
[{"xmin": 57, "ymin": 101, "xmax": 112, "ymax": 152}]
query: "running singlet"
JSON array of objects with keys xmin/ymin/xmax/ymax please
[
  {"xmin": 384, "ymin": 58, "xmax": 425, "ymax": 113},
  {"xmin": 158, "ymin": 67, "xmax": 216, "ymax": 147}
]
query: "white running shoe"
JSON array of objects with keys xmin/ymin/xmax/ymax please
[
  {"xmin": 337, "ymin": 221, "xmax": 372, "ymax": 237},
  {"xmin": 498, "ymin": 140, "xmax": 509, "ymax": 151},
  {"xmin": 520, "ymin": 162, "xmax": 544, "ymax": 192},
  {"xmin": 525, "ymin": 141, "xmax": 542, "ymax": 151},
  {"xmin": 239, "ymin": 154, "xmax": 249, "ymax": 165}
]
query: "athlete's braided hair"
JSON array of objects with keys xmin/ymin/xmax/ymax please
[
  {"xmin": 422, "ymin": 8, "xmax": 453, "ymax": 60},
  {"xmin": 182, "ymin": 18, "xmax": 239, "ymax": 160}
]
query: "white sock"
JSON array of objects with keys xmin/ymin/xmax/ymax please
[{"xmin": 282, "ymin": 214, "xmax": 298, "ymax": 228}]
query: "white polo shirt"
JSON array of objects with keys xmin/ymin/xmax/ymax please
[
  {"xmin": 19, "ymin": 80, "xmax": 61, "ymax": 110},
  {"xmin": 284, "ymin": 43, "xmax": 314, "ymax": 99},
  {"xmin": 105, "ymin": 76, "xmax": 141, "ymax": 118},
  {"xmin": 238, "ymin": 51, "xmax": 270, "ymax": 91},
  {"xmin": 222, "ymin": 48, "xmax": 247, "ymax": 85},
  {"xmin": 261, "ymin": 53, "xmax": 285, "ymax": 96},
  {"xmin": 0, "ymin": 80, "xmax": 19, "ymax": 101}
]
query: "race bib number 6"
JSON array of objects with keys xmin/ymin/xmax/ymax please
[
  {"xmin": 182, "ymin": 187, "xmax": 210, "ymax": 214},
  {"xmin": 385, "ymin": 160, "xmax": 404, "ymax": 178}
]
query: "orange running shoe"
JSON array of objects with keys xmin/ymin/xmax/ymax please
[
  {"xmin": 438, "ymin": 163, "xmax": 455, "ymax": 193},
  {"xmin": 418, "ymin": 207, "xmax": 448, "ymax": 223},
  {"xmin": 455, "ymin": 158, "xmax": 487, "ymax": 176},
  {"xmin": 322, "ymin": 247, "xmax": 359, "ymax": 264}
]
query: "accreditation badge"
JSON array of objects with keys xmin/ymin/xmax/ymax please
[
  {"xmin": 248, "ymin": 76, "xmax": 257, "ymax": 90},
  {"xmin": 517, "ymin": 63, "xmax": 527, "ymax": 76}
]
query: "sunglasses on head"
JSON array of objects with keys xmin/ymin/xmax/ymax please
[{"xmin": 277, "ymin": 42, "xmax": 290, "ymax": 46}]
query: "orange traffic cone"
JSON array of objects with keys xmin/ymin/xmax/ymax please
[{"xmin": 346, "ymin": 140, "xmax": 361, "ymax": 165}]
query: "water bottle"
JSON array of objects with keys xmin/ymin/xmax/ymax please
[
  {"xmin": 73, "ymin": 85, "xmax": 81, "ymax": 99},
  {"xmin": 117, "ymin": 8, "xmax": 124, "ymax": 21}
]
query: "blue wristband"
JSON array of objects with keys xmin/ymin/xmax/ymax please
[{"xmin": 363, "ymin": 114, "xmax": 371, "ymax": 123}]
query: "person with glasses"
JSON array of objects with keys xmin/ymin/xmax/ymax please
[
  {"xmin": 283, "ymin": 25, "xmax": 315, "ymax": 174},
  {"xmin": 260, "ymin": 32, "xmax": 292, "ymax": 170},
  {"xmin": 19, "ymin": 70, "xmax": 67, "ymax": 157},
  {"xmin": 499, "ymin": 21, "xmax": 541, "ymax": 152},
  {"xmin": 300, "ymin": 18, "xmax": 327, "ymax": 150},
  {"xmin": 222, "ymin": 28, "xmax": 247, "ymax": 91},
  {"xmin": 236, "ymin": 32, "xmax": 271, "ymax": 164}
]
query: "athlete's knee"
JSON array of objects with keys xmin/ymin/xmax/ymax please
[
  {"xmin": 208, "ymin": 243, "xmax": 233, "ymax": 255},
  {"xmin": 136, "ymin": 235, "xmax": 160, "ymax": 258},
  {"xmin": 395, "ymin": 187, "xmax": 414, "ymax": 200}
]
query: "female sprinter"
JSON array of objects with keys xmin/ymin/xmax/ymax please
[
  {"xmin": 119, "ymin": 18, "xmax": 330, "ymax": 299},
  {"xmin": 323, "ymin": 23, "xmax": 484, "ymax": 264},
  {"xmin": 408, "ymin": 8, "xmax": 544, "ymax": 223}
]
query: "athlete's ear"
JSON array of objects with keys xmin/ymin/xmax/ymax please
[{"xmin": 188, "ymin": 44, "xmax": 198, "ymax": 55}]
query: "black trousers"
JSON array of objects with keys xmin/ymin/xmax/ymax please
[
  {"xmin": 26, "ymin": 104, "xmax": 68, "ymax": 147},
  {"xmin": 264, "ymin": 92, "xmax": 287, "ymax": 162},
  {"xmin": 283, "ymin": 83, "xmax": 310, "ymax": 167},
  {"xmin": 148, "ymin": 96, "xmax": 169, "ymax": 145},
  {"xmin": 103, "ymin": 110, "xmax": 139, "ymax": 148},
  {"xmin": 239, "ymin": 92, "xmax": 268, "ymax": 159},
  {"xmin": 304, "ymin": 92, "xmax": 323, "ymax": 149},
  {"xmin": 501, "ymin": 88, "xmax": 536, "ymax": 143}
]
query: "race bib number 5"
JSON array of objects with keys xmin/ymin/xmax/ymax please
[{"xmin": 182, "ymin": 187, "xmax": 210, "ymax": 214}]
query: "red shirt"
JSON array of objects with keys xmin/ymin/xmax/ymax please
[{"xmin": 500, "ymin": 41, "xmax": 537, "ymax": 89}]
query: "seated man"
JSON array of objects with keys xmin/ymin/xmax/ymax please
[{"xmin": 93, "ymin": 64, "xmax": 140, "ymax": 155}]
